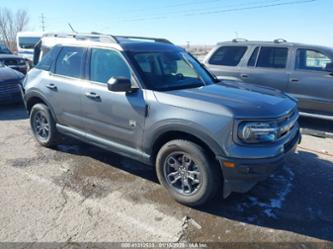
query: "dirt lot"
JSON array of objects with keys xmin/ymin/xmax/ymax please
[{"xmin": 1, "ymin": 105, "xmax": 333, "ymax": 248}]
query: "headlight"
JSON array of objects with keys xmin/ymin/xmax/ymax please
[{"xmin": 238, "ymin": 122, "xmax": 278, "ymax": 144}]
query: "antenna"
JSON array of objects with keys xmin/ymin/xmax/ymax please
[{"xmin": 68, "ymin": 23, "xmax": 77, "ymax": 33}]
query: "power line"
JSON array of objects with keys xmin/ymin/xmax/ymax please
[
  {"xmin": 122, "ymin": 0, "xmax": 316, "ymax": 22},
  {"xmin": 130, "ymin": 0, "xmax": 229, "ymax": 12},
  {"xmin": 40, "ymin": 13, "xmax": 46, "ymax": 32},
  {"xmin": 123, "ymin": 0, "xmax": 284, "ymax": 21}
]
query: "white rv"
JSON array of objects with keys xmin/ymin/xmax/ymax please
[{"xmin": 16, "ymin": 32, "xmax": 43, "ymax": 62}]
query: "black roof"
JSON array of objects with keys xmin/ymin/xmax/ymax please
[{"xmin": 120, "ymin": 41, "xmax": 183, "ymax": 52}]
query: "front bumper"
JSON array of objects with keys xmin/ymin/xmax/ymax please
[
  {"xmin": 0, "ymin": 91, "xmax": 22, "ymax": 104},
  {"xmin": 0, "ymin": 82, "xmax": 23, "ymax": 104},
  {"xmin": 217, "ymin": 131, "xmax": 301, "ymax": 198}
]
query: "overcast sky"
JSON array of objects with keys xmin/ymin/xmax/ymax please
[{"xmin": 2, "ymin": 0, "xmax": 332, "ymax": 46}]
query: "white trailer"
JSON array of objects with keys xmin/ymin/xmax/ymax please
[{"xmin": 16, "ymin": 32, "xmax": 43, "ymax": 62}]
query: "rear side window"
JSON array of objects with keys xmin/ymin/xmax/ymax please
[
  {"xmin": 35, "ymin": 46, "xmax": 60, "ymax": 71},
  {"xmin": 90, "ymin": 48, "xmax": 131, "ymax": 83},
  {"xmin": 296, "ymin": 49, "xmax": 332, "ymax": 71},
  {"xmin": 256, "ymin": 47, "xmax": 288, "ymax": 69},
  {"xmin": 55, "ymin": 47, "xmax": 85, "ymax": 78},
  {"xmin": 209, "ymin": 46, "xmax": 247, "ymax": 66}
]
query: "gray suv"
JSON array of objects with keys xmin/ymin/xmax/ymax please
[
  {"xmin": 204, "ymin": 39, "xmax": 333, "ymax": 120},
  {"xmin": 21, "ymin": 33, "xmax": 301, "ymax": 206}
]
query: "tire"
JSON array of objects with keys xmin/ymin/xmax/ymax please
[
  {"xmin": 156, "ymin": 140, "xmax": 221, "ymax": 206},
  {"xmin": 30, "ymin": 103, "xmax": 60, "ymax": 148}
]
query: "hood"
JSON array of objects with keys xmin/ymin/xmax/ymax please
[
  {"xmin": 0, "ymin": 54, "xmax": 24, "ymax": 60},
  {"xmin": 154, "ymin": 83, "xmax": 296, "ymax": 119},
  {"xmin": 0, "ymin": 66, "xmax": 24, "ymax": 83}
]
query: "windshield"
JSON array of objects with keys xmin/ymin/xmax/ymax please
[
  {"xmin": 128, "ymin": 50, "xmax": 214, "ymax": 91},
  {"xmin": 18, "ymin": 37, "xmax": 41, "ymax": 49},
  {"xmin": 0, "ymin": 45, "xmax": 11, "ymax": 54}
]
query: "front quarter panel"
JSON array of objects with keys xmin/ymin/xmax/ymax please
[{"xmin": 142, "ymin": 90, "xmax": 234, "ymax": 158}]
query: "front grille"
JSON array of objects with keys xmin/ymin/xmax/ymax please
[
  {"xmin": 277, "ymin": 109, "xmax": 299, "ymax": 139},
  {"xmin": 2, "ymin": 59, "xmax": 25, "ymax": 66},
  {"xmin": 4, "ymin": 59, "xmax": 18, "ymax": 66},
  {"xmin": 0, "ymin": 82, "xmax": 20, "ymax": 95}
]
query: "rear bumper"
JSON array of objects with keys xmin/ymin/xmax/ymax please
[{"xmin": 217, "ymin": 131, "xmax": 301, "ymax": 198}]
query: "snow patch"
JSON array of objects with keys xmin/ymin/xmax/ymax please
[{"xmin": 238, "ymin": 166, "xmax": 295, "ymax": 221}]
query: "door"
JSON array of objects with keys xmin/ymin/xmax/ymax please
[
  {"xmin": 205, "ymin": 46, "xmax": 248, "ymax": 79},
  {"xmin": 288, "ymin": 48, "xmax": 333, "ymax": 115},
  {"xmin": 81, "ymin": 48, "xmax": 146, "ymax": 151},
  {"xmin": 45, "ymin": 46, "xmax": 86, "ymax": 131},
  {"xmin": 239, "ymin": 46, "xmax": 290, "ymax": 91}
]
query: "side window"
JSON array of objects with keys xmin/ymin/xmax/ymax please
[
  {"xmin": 209, "ymin": 46, "xmax": 247, "ymax": 66},
  {"xmin": 35, "ymin": 46, "xmax": 60, "ymax": 71},
  {"xmin": 55, "ymin": 47, "xmax": 85, "ymax": 78},
  {"xmin": 90, "ymin": 48, "xmax": 131, "ymax": 83},
  {"xmin": 248, "ymin": 47, "xmax": 259, "ymax": 67},
  {"xmin": 296, "ymin": 49, "xmax": 332, "ymax": 71},
  {"xmin": 256, "ymin": 47, "xmax": 288, "ymax": 69}
]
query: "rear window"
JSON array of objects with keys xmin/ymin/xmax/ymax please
[
  {"xmin": 55, "ymin": 47, "xmax": 85, "ymax": 78},
  {"xmin": 256, "ymin": 47, "xmax": 288, "ymax": 69},
  {"xmin": 35, "ymin": 46, "xmax": 60, "ymax": 71},
  {"xmin": 209, "ymin": 46, "xmax": 247, "ymax": 66}
]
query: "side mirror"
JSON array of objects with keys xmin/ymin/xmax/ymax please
[
  {"xmin": 325, "ymin": 62, "xmax": 333, "ymax": 73},
  {"xmin": 107, "ymin": 77, "xmax": 132, "ymax": 92}
]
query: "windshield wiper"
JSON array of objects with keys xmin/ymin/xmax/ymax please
[{"xmin": 158, "ymin": 83, "xmax": 204, "ymax": 91}]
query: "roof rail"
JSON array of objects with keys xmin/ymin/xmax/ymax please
[
  {"xmin": 43, "ymin": 32, "xmax": 119, "ymax": 43},
  {"xmin": 115, "ymin": 35, "xmax": 173, "ymax": 44},
  {"xmin": 274, "ymin": 38, "xmax": 287, "ymax": 43},
  {"xmin": 232, "ymin": 38, "xmax": 248, "ymax": 43},
  {"xmin": 42, "ymin": 32, "xmax": 173, "ymax": 45}
]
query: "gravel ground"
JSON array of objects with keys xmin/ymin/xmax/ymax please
[{"xmin": 0, "ymin": 105, "xmax": 333, "ymax": 248}]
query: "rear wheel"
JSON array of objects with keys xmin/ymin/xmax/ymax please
[
  {"xmin": 30, "ymin": 103, "xmax": 60, "ymax": 148},
  {"xmin": 156, "ymin": 140, "xmax": 221, "ymax": 206}
]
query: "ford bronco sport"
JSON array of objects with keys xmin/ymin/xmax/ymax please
[{"xmin": 21, "ymin": 33, "xmax": 301, "ymax": 206}]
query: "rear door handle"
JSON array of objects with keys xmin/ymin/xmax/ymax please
[
  {"xmin": 46, "ymin": 83, "xmax": 57, "ymax": 90},
  {"xmin": 85, "ymin": 92, "xmax": 100, "ymax": 100},
  {"xmin": 290, "ymin": 78, "xmax": 299, "ymax": 83},
  {"xmin": 240, "ymin": 74, "xmax": 248, "ymax": 79}
]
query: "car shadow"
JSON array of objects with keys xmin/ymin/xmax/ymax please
[
  {"xmin": 54, "ymin": 139, "xmax": 333, "ymax": 242},
  {"xmin": 0, "ymin": 103, "xmax": 28, "ymax": 121}
]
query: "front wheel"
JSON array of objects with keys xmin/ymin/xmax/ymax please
[{"xmin": 156, "ymin": 140, "xmax": 221, "ymax": 206}]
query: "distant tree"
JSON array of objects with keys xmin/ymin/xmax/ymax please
[{"xmin": 0, "ymin": 8, "xmax": 29, "ymax": 51}]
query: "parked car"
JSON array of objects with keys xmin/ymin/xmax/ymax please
[
  {"xmin": 0, "ymin": 44, "xmax": 30, "ymax": 74},
  {"xmin": 21, "ymin": 33, "xmax": 301, "ymax": 206},
  {"xmin": 204, "ymin": 39, "xmax": 333, "ymax": 120},
  {"xmin": 0, "ymin": 62, "xmax": 24, "ymax": 104}
]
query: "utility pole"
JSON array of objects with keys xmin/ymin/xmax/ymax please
[
  {"xmin": 186, "ymin": 41, "xmax": 190, "ymax": 50},
  {"xmin": 40, "ymin": 13, "xmax": 46, "ymax": 32}
]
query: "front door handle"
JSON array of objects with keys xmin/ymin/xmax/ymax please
[
  {"xmin": 46, "ymin": 83, "xmax": 57, "ymax": 90},
  {"xmin": 290, "ymin": 78, "xmax": 299, "ymax": 83},
  {"xmin": 240, "ymin": 74, "xmax": 248, "ymax": 79},
  {"xmin": 85, "ymin": 92, "xmax": 100, "ymax": 100}
]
